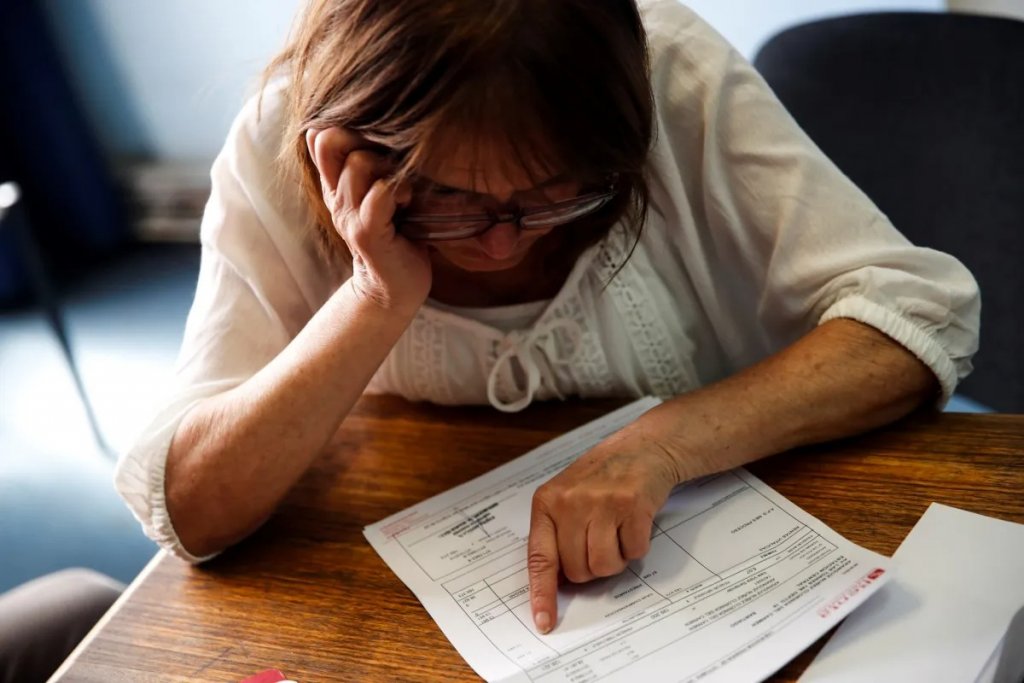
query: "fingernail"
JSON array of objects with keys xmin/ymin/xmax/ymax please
[{"xmin": 535, "ymin": 611, "xmax": 551, "ymax": 634}]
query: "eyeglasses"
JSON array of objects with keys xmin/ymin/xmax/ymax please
[{"xmin": 395, "ymin": 181, "xmax": 619, "ymax": 242}]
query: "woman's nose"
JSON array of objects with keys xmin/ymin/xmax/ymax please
[{"xmin": 476, "ymin": 221, "xmax": 520, "ymax": 260}]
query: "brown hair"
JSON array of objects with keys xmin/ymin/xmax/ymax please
[{"xmin": 263, "ymin": 0, "xmax": 654, "ymax": 268}]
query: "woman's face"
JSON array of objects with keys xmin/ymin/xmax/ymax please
[{"xmin": 409, "ymin": 141, "xmax": 581, "ymax": 272}]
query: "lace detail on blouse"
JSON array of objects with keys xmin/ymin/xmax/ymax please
[
  {"xmin": 408, "ymin": 313, "xmax": 454, "ymax": 404},
  {"xmin": 547, "ymin": 290, "xmax": 617, "ymax": 398},
  {"xmin": 595, "ymin": 229, "xmax": 697, "ymax": 397}
]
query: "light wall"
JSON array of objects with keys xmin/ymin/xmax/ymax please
[
  {"xmin": 41, "ymin": 0, "xmax": 301, "ymax": 161},
  {"xmin": 44, "ymin": 0, "xmax": 944, "ymax": 163},
  {"xmin": 947, "ymin": 0, "xmax": 1024, "ymax": 19}
]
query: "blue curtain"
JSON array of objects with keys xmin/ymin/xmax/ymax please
[{"xmin": 0, "ymin": 0, "xmax": 130, "ymax": 304}]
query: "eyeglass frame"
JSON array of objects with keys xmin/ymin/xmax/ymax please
[{"xmin": 394, "ymin": 175, "xmax": 621, "ymax": 242}]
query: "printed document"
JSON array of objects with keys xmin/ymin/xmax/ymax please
[{"xmin": 365, "ymin": 398, "xmax": 891, "ymax": 682}]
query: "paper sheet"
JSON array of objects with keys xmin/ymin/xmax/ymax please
[
  {"xmin": 800, "ymin": 503, "xmax": 1024, "ymax": 683},
  {"xmin": 365, "ymin": 398, "xmax": 891, "ymax": 683}
]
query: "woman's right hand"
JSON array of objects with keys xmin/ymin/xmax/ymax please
[{"xmin": 306, "ymin": 128, "xmax": 432, "ymax": 315}]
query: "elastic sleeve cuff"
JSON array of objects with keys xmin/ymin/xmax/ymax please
[
  {"xmin": 114, "ymin": 390, "xmax": 228, "ymax": 564},
  {"xmin": 819, "ymin": 294, "xmax": 959, "ymax": 407}
]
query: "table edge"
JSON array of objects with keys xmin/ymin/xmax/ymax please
[{"xmin": 47, "ymin": 550, "xmax": 167, "ymax": 682}]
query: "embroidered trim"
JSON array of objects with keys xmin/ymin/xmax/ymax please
[
  {"xmin": 548, "ymin": 291, "xmax": 617, "ymax": 397},
  {"xmin": 595, "ymin": 228, "xmax": 694, "ymax": 397},
  {"xmin": 408, "ymin": 313, "xmax": 453, "ymax": 403}
]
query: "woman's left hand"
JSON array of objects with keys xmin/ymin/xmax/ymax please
[{"xmin": 527, "ymin": 419, "xmax": 683, "ymax": 634}]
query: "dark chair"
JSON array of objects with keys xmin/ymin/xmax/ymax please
[{"xmin": 753, "ymin": 12, "xmax": 1024, "ymax": 412}]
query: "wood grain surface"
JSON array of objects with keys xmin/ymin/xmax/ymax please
[{"xmin": 53, "ymin": 396, "xmax": 1024, "ymax": 682}]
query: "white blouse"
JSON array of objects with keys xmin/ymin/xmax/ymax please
[{"xmin": 115, "ymin": 0, "xmax": 980, "ymax": 561}]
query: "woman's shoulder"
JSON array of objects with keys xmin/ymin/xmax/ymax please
[
  {"xmin": 204, "ymin": 76, "xmax": 336, "ymax": 302},
  {"xmin": 210, "ymin": 75, "xmax": 314, "ymax": 241},
  {"xmin": 639, "ymin": 0, "xmax": 705, "ymax": 35},
  {"xmin": 639, "ymin": 1, "xmax": 738, "ymax": 87},
  {"xmin": 218, "ymin": 76, "xmax": 291, "ymax": 183}
]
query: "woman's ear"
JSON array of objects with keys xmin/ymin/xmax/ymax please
[
  {"xmin": 305, "ymin": 128, "xmax": 336, "ymax": 200},
  {"xmin": 305, "ymin": 129, "xmax": 320, "ymax": 170},
  {"xmin": 305, "ymin": 127, "xmax": 364, "ymax": 195}
]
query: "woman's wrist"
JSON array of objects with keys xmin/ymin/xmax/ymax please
[
  {"xmin": 638, "ymin": 393, "xmax": 764, "ymax": 486},
  {"xmin": 328, "ymin": 276, "xmax": 424, "ymax": 332}
]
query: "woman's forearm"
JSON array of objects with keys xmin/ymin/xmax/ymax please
[
  {"xmin": 165, "ymin": 279, "xmax": 415, "ymax": 558},
  {"xmin": 648, "ymin": 319, "xmax": 939, "ymax": 482}
]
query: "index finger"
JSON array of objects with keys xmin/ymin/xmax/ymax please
[{"xmin": 528, "ymin": 496, "xmax": 560, "ymax": 634}]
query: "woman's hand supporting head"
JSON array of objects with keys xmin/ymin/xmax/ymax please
[{"xmin": 306, "ymin": 127, "xmax": 432, "ymax": 315}]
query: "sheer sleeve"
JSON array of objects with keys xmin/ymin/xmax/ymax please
[
  {"xmin": 642, "ymin": 0, "xmax": 979, "ymax": 402},
  {"xmin": 114, "ymin": 87, "xmax": 329, "ymax": 561}
]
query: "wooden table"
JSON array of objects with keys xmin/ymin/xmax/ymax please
[{"xmin": 53, "ymin": 396, "xmax": 1024, "ymax": 682}]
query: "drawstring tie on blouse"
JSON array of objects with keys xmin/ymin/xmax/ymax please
[{"xmin": 486, "ymin": 318, "xmax": 583, "ymax": 413}]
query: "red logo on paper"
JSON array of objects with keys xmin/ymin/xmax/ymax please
[{"xmin": 817, "ymin": 567, "xmax": 886, "ymax": 619}]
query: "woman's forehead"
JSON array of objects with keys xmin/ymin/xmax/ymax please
[{"xmin": 416, "ymin": 133, "xmax": 567, "ymax": 195}]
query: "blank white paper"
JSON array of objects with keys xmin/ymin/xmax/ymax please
[{"xmin": 801, "ymin": 503, "xmax": 1024, "ymax": 683}]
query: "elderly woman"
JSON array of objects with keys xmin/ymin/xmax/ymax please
[{"xmin": 116, "ymin": 0, "xmax": 978, "ymax": 633}]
